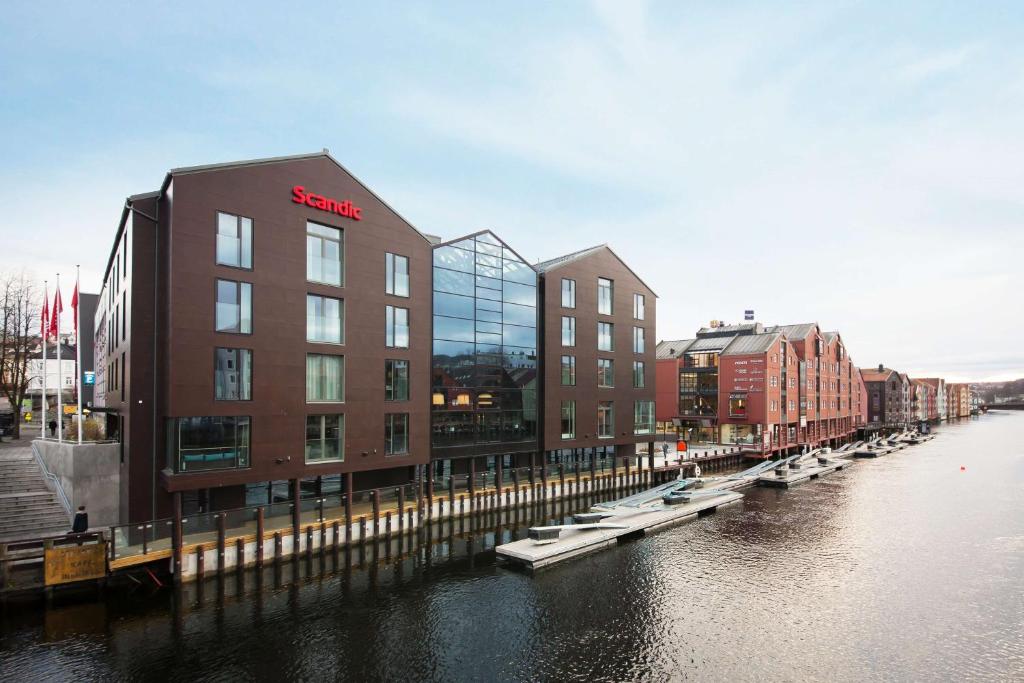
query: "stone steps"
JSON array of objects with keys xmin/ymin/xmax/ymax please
[{"xmin": 0, "ymin": 449, "xmax": 71, "ymax": 541}]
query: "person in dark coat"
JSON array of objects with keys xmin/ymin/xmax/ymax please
[
  {"xmin": 48, "ymin": 419, "xmax": 57, "ymax": 437},
  {"xmin": 71, "ymin": 506, "xmax": 88, "ymax": 533}
]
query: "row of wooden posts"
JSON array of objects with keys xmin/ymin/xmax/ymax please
[{"xmin": 170, "ymin": 449, "xmax": 749, "ymax": 582}]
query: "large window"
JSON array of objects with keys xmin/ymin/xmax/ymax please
[
  {"xmin": 633, "ymin": 360, "xmax": 645, "ymax": 388},
  {"xmin": 633, "ymin": 293, "xmax": 645, "ymax": 321},
  {"xmin": 386, "ymin": 305, "xmax": 410, "ymax": 348},
  {"xmin": 561, "ymin": 278, "xmax": 575, "ymax": 308},
  {"xmin": 561, "ymin": 316, "xmax": 575, "ymax": 346},
  {"xmin": 729, "ymin": 393, "xmax": 747, "ymax": 417},
  {"xmin": 385, "ymin": 359, "xmax": 409, "ymax": 401},
  {"xmin": 633, "ymin": 326, "xmax": 645, "ymax": 354},
  {"xmin": 560, "ymin": 355, "xmax": 576, "ymax": 386},
  {"xmin": 634, "ymin": 400, "xmax": 654, "ymax": 435},
  {"xmin": 598, "ymin": 322, "xmax": 614, "ymax": 352},
  {"xmin": 307, "ymin": 221, "xmax": 343, "ymax": 286},
  {"xmin": 560, "ymin": 400, "xmax": 575, "ymax": 439},
  {"xmin": 307, "ymin": 294, "xmax": 343, "ymax": 343},
  {"xmin": 598, "ymin": 358, "xmax": 614, "ymax": 388},
  {"xmin": 305, "ymin": 415, "xmax": 343, "ymax": 463},
  {"xmin": 172, "ymin": 416, "xmax": 250, "ymax": 472},
  {"xmin": 306, "ymin": 354, "xmax": 344, "ymax": 402},
  {"xmin": 598, "ymin": 401, "xmax": 614, "ymax": 438},
  {"xmin": 386, "ymin": 253, "xmax": 409, "ymax": 297},
  {"xmin": 216, "ymin": 212, "xmax": 252, "ymax": 269},
  {"xmin": 598, "ymin": 277, "xmax": 614, "ymax": 315},
  {"xmin": 385, "ymin": 414, "xmax": 409, "ymax": 455},
  {"xmin": 214, "ymin": 348, "xmax": 252, "ymax": 400},
  {"xmin": 215, "ymin": 279, "xmax": 252, "ymax": 334}
]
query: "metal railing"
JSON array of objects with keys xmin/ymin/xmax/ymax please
[{"xmin": 30, "ymin": 440, "xmax": 72, "ymax": 518}]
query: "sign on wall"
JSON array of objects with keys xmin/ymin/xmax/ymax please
[{"xmin": 44, "ymin": 543, "xmax": 107, "ymax": 586}]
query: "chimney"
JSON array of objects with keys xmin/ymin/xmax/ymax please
[{"xmin": 878, "ymin": 363, "xmax": 884, "ymax": 373}]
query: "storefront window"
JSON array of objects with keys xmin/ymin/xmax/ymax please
[{"xmin": 729, "ymin": 393, "xmax": 747, "ymax": 417}]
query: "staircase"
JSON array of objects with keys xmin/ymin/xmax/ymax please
[{"xmin": 0, "ymin": 446, "xmax": 71, "ymax": 542}]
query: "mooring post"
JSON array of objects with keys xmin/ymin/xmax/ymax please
[
  {"xmin": 172, "ymin": 492, "xmax": 183, "ymax": 583},
  {"xmin": 513, "ymin": 469, "xmax": 520, "ymax": 505},
  {"xmin": 345, "ymin": 473, "xmax": 353, "ymax": 545},
  {"xmin": 217, "ymin": 514, "xmax": 226, "ymax": 574},
  {"xmin": 197, "ymin": 544, "xmax": 205, "ymax": 580},
  {"xmin": 256, "ymin": 506, "xmax": 265, "ymax": 568},
  {"xmin": 448, "ymin": 477, "xmax": 455, "ymax": 516},
  {"xmin": 372, "ymin": 489, "xmax": 381, "ymax": 539},
  {"xmin": 469, "ymin": 459, "xmax": 476, "ymax": 503},
  {"xmin": 236, "ymin": 537, "xmax": 245, "ymax": 569},
  {"xmin": 274, "ymin": 532, "xmax": 282, "ymax": 563},
  {"xmin": 398, "ymin": 487, "xmax": 406, "ymax": 532},
  {"xmin": 306, "ymin": 526, "xmax": 314, "ymax": 558},
  {"xmin": 291, "ymin": 478, "xmax": 301, "ymax": 549}
]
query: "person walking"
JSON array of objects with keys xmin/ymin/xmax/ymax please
[
  {"xmin": 71, "ymin": 505, "xmax": 89, "ymax": 533},
  {"xmin": 48, "ymin": 418, "xmax": 57, "ymax": 437}
]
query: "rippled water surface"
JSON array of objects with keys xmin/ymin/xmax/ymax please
[{"xmin": 2, "ymin": 414, "xmax": 1023, "ymax": 681}]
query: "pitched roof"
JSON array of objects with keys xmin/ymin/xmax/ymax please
[
  {"xmin": 696, "ymin": 323, "xmax": 763, "ymax": 337},
  {"xmin": 656, "ymin": 339, "xmax": 694, "ymax": 359},
  {"xmin": 917, "ymin": 378, "xmax": 944, "ymax": 388},
  {"xmin": 535, "ymin": 244, "xmax": 657, "ymax": 297},
  {"xmin": 687, "ymin": 336, "xmax": 735, "ymax": 352},
  {"xmin": 765, "ymin": 323, "xmax": 819, "ymax": 340},
  {"xmin": 722, "ymin": 332, "xmax": 782, "ymax": 356},
  {"xmin": 860, "ymin": 367, "xmax": 895, "ymax": 383}
]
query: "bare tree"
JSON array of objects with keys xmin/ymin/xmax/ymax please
[{"xmin": 0, "ymin": 272, "xmax": 39, "ymax": 440}]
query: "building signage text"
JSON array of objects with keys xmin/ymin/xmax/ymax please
[{"xmin": 291, "ymin": 186, "xmax": 362, "ymax": 221}]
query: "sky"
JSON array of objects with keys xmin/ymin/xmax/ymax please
[{"xmin": 1, "ymin": 1, "xmax": 1021, "ymax": 382}]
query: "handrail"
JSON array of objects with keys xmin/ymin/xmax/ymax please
[{"xmin": 30, "ymin": 440, "xmax": 72, "ymax": 519}]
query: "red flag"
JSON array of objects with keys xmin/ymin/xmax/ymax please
[
  {"xmin": 48, "ymin": 289, "xmax": 62, "ymax": 341},
  {"xmin": 41, "ymin": 290, "xmax": 49, "ymax": 339},
  {"xmin": 71, "ymin": 281, "xmax": 79, "ymax": 335}
]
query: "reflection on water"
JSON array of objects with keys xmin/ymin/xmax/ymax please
[{"xmin": 2, "ymin": 414, "xmax": 1023, "ymax": 681}]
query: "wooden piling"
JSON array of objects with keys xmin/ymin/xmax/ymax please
[{"xmin": 256, "ymin": 507, "xmax": 265, "ymax": 567}]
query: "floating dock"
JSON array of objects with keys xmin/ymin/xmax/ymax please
[
  {"xmin": 757, "ymin": 457, "xmax": 850, "ymax": 488},
  {"xmin": 495, "ymin": 490, "xmax": 743, "ymax": 570}
]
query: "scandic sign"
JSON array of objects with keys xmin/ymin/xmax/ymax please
[{"xmin": 292, "ymin": 185, "xmax": 363, "ymax": 221}]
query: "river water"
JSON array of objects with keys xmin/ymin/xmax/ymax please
[{"xmin": 2, "ymin": 413, "xmax": 1022, "ymax": 681}]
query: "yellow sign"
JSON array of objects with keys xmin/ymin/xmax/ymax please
[
  {"xmin": 44, "ymin": 543, "xmax": 107, "ymax": 586},
  {"xmin": 63, "ymin": 405, "xmax": 77, "ymax": 415}
]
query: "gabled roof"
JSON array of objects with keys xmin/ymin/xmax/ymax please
[
  {"xmin": 535, "ymin": 244, "xmax": 657, "ymax": 297},
  {"xmin": 696, "ymin": 323, "xmax": 763, "ymax": 337},
  {"xmin": 105, "ymin": 150, "xmax": 438, "ymax": 287},
  {"xmin": 656, "ymin": 339, "xmax": 695, "ymax": 360},
  {"xmin": 860, "ymin": 367, "xmax": 896, "ymax": 383},
  {"xmin": 918, "ymin": 378, "xmax": 945, "ymax": 388},
  {"xmin": 722, "ymin": 332, "xmax": 782, "ymax": 356},
  {"xmin": 434, "ymin": 229, "xmax": 536, "ymax": 270},
  {"xmin": 765, "ymin": 323, "xmax": 819, "ymax": 340}
]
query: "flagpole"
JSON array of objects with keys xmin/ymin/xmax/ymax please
[
  {"xmin": 76, "ymin": 265, "xmax": 83, "ymax": 445},
  {"xmin": 41, "ymin": 280, "xmax": 48, "ymax": 440},
  {"xmin": 56, "ymin": 274, "xmax": 62, "ymax": 443}
]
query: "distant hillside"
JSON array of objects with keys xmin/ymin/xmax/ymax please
[{"xmin": 972, "ymin": 379, "xmax": 1024, "ymax": 404}]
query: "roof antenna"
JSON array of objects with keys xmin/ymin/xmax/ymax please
[{"xmin": 322, "ymin": 148, "xmax": 329, "ymax": 154}]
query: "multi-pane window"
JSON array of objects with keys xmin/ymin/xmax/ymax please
[
  {"xmin": 598, "ymin": 322, "xmax": 614, "ymax": 351},
  {"xmin": 633, "ymin": 293, "xmax": 645, "ymax": 321},
  {"xmin": 216, "ymin": 212, "xmax": 253, "ymax": 269},
  {"xmin": 634, "ymin": 400, "xmax": 654, "ymax": 435},
  {"xmin": 306, "ymin": 221, "xmax": 343, "ymax": 286},
  {"xmin": 561, "ymin": 278, "xmax": 576, "ymax": 308},
  {"xmin": 598, "ymin": 277, "xmax": 613, "ymax": 315},
  {"xmin": 305, "ymin": 415, "xmax": 343, "ymax": 463},
  {"xmin": 385, "ymin": 305, "xmax": 409, "ymax": 348},
  {"xmin": 597, "ymin": 401, "xmax": 614, "ymax": 438},
  {"xmin": 385, "ymin": 253, "xmax": 409, "ymax": 297},
  {"xmin": 561, "ymin": 316, "xmax": 575, "ymax": 346},
  {"xmin": 560, "ymin": 400, "xmax": 575, "ymax": 439},
  {"xmin": 729, "ymin": 394, "xmax": 747, "ymax": 417},
  {"xmin": 560, "ymin": 355, "xmax": 576, "ymax": 386},
  {"xmin": 385, "ymin": 359, "xmax": 409, "ymax": 401},
  {"xmin": 215, "ymin": 279, "xmax": 252, "ymax": 334},
  {"xmin": 633, "ymin": 326, "xmax": 645, "ymax": 354},
  {"xmin": 385, "ymin": 414, "xmax": 409, "ymax": 455},
  {"xmin": 633, "ymin": 360, "xmax": 645, "ymax": 388},
  {"xmin": 172, "ymin": 416, "xmax": 250, "ymax": 472},
  {"xmin": 307, "ymin": 294, "xmax": 343, "ymax": 343},
  {"xmin": 214, "ymin": 348, "xmax": 252, "ymax": 400},
  {"xmin": 598, "ymin": 358, "xmax": 614, "ymax": 388},
  {"xmin": 306, "ymin": 353, "xmax": 344, "ymax": 402}
]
